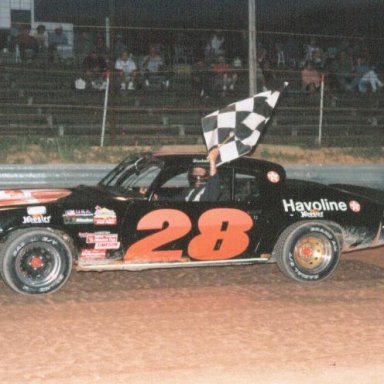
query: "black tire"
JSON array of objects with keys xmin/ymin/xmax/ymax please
[
  {"xmin": 272, "ymin": 221, "xmax": 341, "ymax": 282},
  {"xmin": 0, "ymin": 229, "xmax": 73, "ymax": 295}
]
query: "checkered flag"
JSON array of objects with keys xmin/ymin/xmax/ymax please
[{"xmin": 202, "ymin": 85, "xmax": 286, "ymax": 165}]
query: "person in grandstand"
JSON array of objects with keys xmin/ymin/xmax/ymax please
[{"xmin": 115, "ymin": 51, "xmax": 140, "ymax": 90}]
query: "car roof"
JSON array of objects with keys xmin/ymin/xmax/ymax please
[{"xmin": 153, "ymin": 152, "xmax": 286, "ymax": 178}]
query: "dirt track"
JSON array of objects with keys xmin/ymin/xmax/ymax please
[{"xmin": 1, "ymin": 246, "xmax": 383, "ymax": 384}]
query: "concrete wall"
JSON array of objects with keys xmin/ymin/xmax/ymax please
[{"xmin": 0, "ymin": 165, "xmax": 382, "ymax": 190}]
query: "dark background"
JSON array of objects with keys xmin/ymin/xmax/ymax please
[{"xmin": 34, "ymin": 0, "xmax": 383, "ymax": 36}]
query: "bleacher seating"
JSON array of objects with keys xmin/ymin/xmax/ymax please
[{"xmin": 0, "ymin": 62, "xmax": 383, "ymax": 147}]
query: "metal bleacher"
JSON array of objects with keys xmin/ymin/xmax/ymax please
[{"xmin": 0, "ymin": 60, "xmax": 383, "ymax": 147}]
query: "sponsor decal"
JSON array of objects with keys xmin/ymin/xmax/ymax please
[
  {"xmin": 86, "ymin": 234, "xmax": 118, "ymax": 243},
  {"xmin": 282, "ymin": 199, "xmax": 348, "ymax": 215},
  {"xmin": 23, "ymin": 215, "xmax": 51, "ymax": 224},
  {"xmin": 27, "ymin": 206, "xmax": 47, "ymax": 215},
  {"xmin": 80, "ymin": 249, "xmax": 106, "ymax": 259},
  {"xmin": 192, "ymin": 158, "xmax": 209, "ymax": 164},
  {"xmin": 94, "ymin": 206, "xmax": 117, "ymax": 225},
  {"xmin": 85, "ymin": 233, "xmax": 120, "ymax": 250},
  {"xmin": 267, "ymin": 171, "xmax": 280, "ymax": 183},
  {"xmin": 349, "ymin": 200, "xmax": 361, "ymax": 213},
  {"xmin": 79, "ymin": 231, "xmax": 110, "ymax": 239},
  {"xmin": 300, "ymin": 211, "xmax": 324, "ymax": 218},
  {"xmin": 94, "ymin": 242, "xmax": 120, "ymax": 250},
  {"xmin": 63, "ymin": 209, "xmax": 93, "ymax": 225}
]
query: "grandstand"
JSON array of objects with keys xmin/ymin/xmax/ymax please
[{"xmin": 0, "ymin": 58, "xmax": 383, "ymax": 147}]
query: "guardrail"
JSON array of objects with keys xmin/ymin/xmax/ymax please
[{"xmin": 0, "ymin": 164, "xmax": 383, "ymax": 190}]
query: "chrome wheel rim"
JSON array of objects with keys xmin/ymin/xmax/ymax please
[{"xmin": 293, "ymin": 234, "xmax": 333, "ymax": 275}]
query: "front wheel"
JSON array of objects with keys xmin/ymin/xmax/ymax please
[
  {"xmin": 272, "ymin": 222, "xmax": 341, "ymax": 282},
  {"xmin": 0, "ymin": 229, "xmax": 74, "ymax": 295}
]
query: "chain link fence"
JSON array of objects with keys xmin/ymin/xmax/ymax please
[{"xmin": 0, "ymin": 22, "xmax": 383, "ymax": 148}]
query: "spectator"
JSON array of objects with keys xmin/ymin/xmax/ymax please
[
  {"xmin": 83, "ymin": 51, "xmax": 108, "ymax": 90},
  {"xmin": 301, "ymin": 61, "xmax": 321, "ymax": 93},
  {"xmin": 17, "ymin": 25, "xmax": 38, "ymax": 62},
  {"xmin": 305, "ymin": 38, "xmax": 321, "ymax": 62},
  {"xmin": 191, "ymin": 58, "xmax": 213, "ymax": 98},
  {"xmin": 114, "ymin": 51, "xmax": 139, "ymax": 90},
  {"xmin": 34, "ymin": 25, "xmax": 48, "ymax": 54},
  {"xmin": 142, "ymin": 46, "xmax": 169, "ymax": 88},
  {"xmin": 211, "ymin": 55, "xmax": 238, "ymax": 95},
  {"xmin": 173, "ymin": 33, "xmax": 193, "ymax": 64},
  {"xmin": 48, "ymin": 26, "xmax": 69, "ymax": 63},
  {"xmin": 312, "ymin": 48, "xmax": 325, "ymax": 70},
  {"xmin": 75, "ymin": 31, "xmax": 94, "ymax": 65},
  {"xmin": 350, "ymin": 57, "xmax": 383, "ymax": 93},
  {"xmin": 114, "ymin": 33, "xmax": 127, "ymax": 58},
  {"xmin": 204, "ymin": 31, "xmax": 225, "ymax": 64},
  {"xmin": 95, "ymin": 36, "xmax": 107, "ymax": 56},
  {"xmin": 329, "ymin": 50, "xmax": 353, "ymax": 92},
  {"xmin": 261, "ymin": 60, "xmax": 276, "ymax": 91},
  {"xmin": 285, "ymin": 37, "xmax": 301, "ymax": 69},
  {"xmin": 257, "ymin": 42, "xmax": 268, "ymax": 66},
  {"xmin": 7, "ymin": 22, "xmax": 21, "ymax": 53}
]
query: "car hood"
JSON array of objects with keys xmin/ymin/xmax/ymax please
[
  {"xmin": 330, "ymin": 184, "xmax": 384, "ymax": 205},
  {"xmin": 0, "ymin": 188, "xmax": 72, "ymax": 207}
]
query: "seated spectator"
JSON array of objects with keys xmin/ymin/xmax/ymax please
[
  {"xmin": 350, "ymin": 57, "xmax": 383, "ymax": 93},
  {"xmin": 114, "ymin": 33, "xmax": 127, "ymax": 58},
  {"xmin": 305, "ymin": 38, "xmax": 321, "ymax": 62},
  {"xmin": 191, "ymin": 58, "xmax": 213, "ymax": 98},
  {"xmin": 211, "ymin": 55, "xmax": 238, "ymax": 95},
  {"xmin": 115, "ymin": 51, "xmax": 140, "ymax": 90},
  {"xmin": 301, "ymin": 61, "xmax": 321, "ymax": 93},
  {"xmin": 17, "ymin": 25, "xmax": 38, "ymax": 62},
  {"xmin": 33, "ymin": 24, "xmax": 48, "ymax": 55},
  {"xmin": 285, "ymin": 37, "xmax": 301, "ymax": 69},
  {"xmin": 257, "ymin": 42, "xmax": 268, "ymax": 66},
  {"xmin": 312, "ymin": 48, "xmax": 325, "ymax": 70},
  {"xmin": 173, "ymin": 33, "xmax": 193, "ymax": 64},
  {"xmin": 261, "ymin": 60, "xmax": 276, "ymax": 91},
  {"xmin": 95, "ymin": 36, "xmax": 107, "ymax": 56},
  {"xmin": 83, "ymin": 51, "xmax": 108, "ymax": 90},
  {"xmin": 48, "ymin": 26, "xmax": 69, "ymax": 63},
  {"xmin": 75, "ymin": 31, "xmax": 94, "ymax": 65},
  {"xmin": 329, "ymin": 51, "xmax": 353, "ymax": 92},
  {"xmin": 142, "ymin": 46, "xmax": 169, "ymax": 88},
  {"xmin": 7, "ymin": 22, "xmax": 21, "ymax": 53},
  {"xmin": 204, "ymin": 31, "xmax": 225, "ymax": 64}
]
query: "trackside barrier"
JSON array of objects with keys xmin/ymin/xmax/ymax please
[{"xmin": 0, "ymin": 164, "xmax": 383, "ymax": 190}]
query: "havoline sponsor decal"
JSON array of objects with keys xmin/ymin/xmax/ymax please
[{"xmin": 283, "ymin": 198, "xmax": 349, "ymax": 218}]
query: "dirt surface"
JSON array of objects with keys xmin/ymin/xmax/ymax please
[{"xmin": 1, "ymin": 246, "xmax": 383, "ymax": 384}]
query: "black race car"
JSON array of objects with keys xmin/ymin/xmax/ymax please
[{"xmin": 0, "ymin": 152, "xmax": 383, "ymax": 295}]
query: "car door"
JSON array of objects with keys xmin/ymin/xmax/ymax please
[{"xmin": 120, "ymin": 165, "xmax": 264, "ymax": 264}]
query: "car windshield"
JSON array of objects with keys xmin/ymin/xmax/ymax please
[{"xmin": 98, "ymin": 155, "xmax": 162, "ymax": 193}]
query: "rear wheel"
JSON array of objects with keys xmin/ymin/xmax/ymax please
[
  {"xmin": 0, "ymin": 229, "xmax": 73, "ymax": 295},
  {"xmin": 272, "ymin": 222, "xmax": 341, "ymax": 282}
]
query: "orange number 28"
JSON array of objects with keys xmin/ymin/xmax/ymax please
[{"xmin": 124, "ymin": 208, "xmax": 253, "ymax": 262}]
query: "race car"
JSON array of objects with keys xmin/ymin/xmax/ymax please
[{"xmin": 0, "ymin": 152, "xmax": 383, "ymax": 295}]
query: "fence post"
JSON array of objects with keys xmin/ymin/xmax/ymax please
[
  {"xmin": 100, "ymin": 72, "xmax": 110, "ymax": 147},
  {"xmin": 318, "ymin": 74, "xmax": 325, "ymax": 147}
]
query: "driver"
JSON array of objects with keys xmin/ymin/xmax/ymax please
[{"xmin": 177, "ymin": 147, "xmax": 220, "ymax": 202}]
